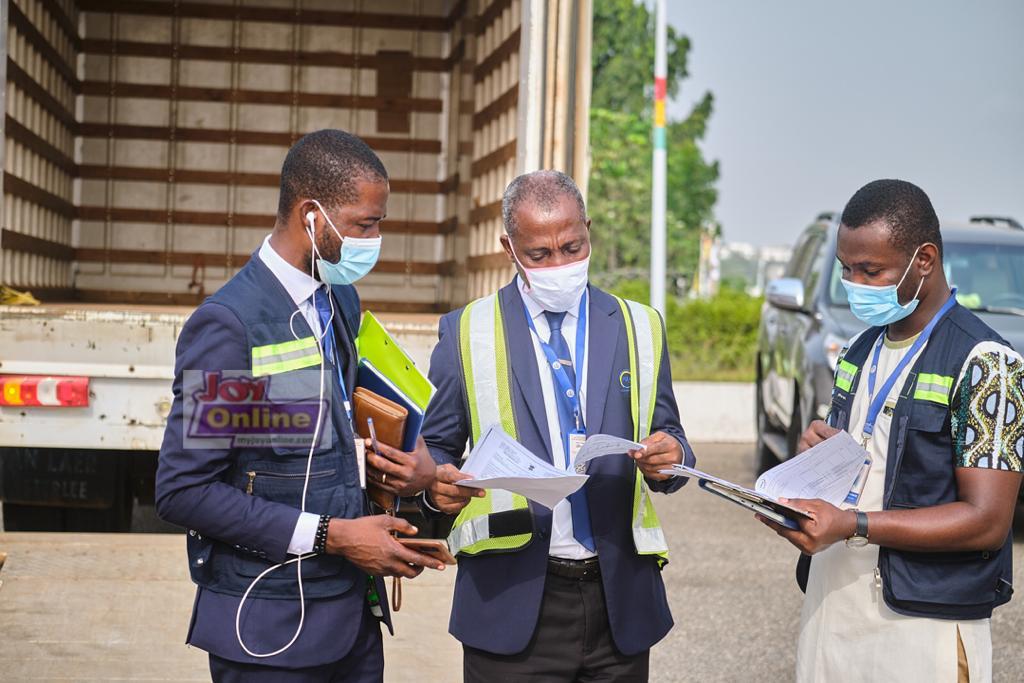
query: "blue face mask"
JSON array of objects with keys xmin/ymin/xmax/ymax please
[
  {"xmin": 841, "ymin": 247, "xmax": 924, "ymax": 326},
  {"xmin": 308, "ymin": 199, "xmax": 381, "ymax": 285}
]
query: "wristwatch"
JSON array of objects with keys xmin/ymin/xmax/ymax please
[{"xmin": 845, "ymin": 510, "xmax": 869, "ymax": 548}]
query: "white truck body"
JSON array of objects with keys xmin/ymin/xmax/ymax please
[{"xmin": 0, "ymin": 0, "xmax": 591, "ymax": 528}]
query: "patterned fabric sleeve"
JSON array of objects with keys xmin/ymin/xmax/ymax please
[{"xmin": 951, "ymin": 341, "xmax": 1024, "ymax": 471}]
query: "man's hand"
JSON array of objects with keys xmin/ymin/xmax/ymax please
[
  {"xmin": 326, "ymin": 515, "xmax": 445, "ymax": 577},
  {"xmin": 797, "ymin": 420, "xmax": 840, "ymax": 454},
  {"xmin": 366, "ymin": 436, "xmax": 436, "ymax": 497},
  {"xmin": 629, "ymin": 431, "xmax": 684, "ymax": 482},
  {"xmin": 428, "ymin": 463, "xmax": 485, "ymax": 515},
  {"xmin": 757, "ymin": 498, "xmax": 857, "ymax": 555}
]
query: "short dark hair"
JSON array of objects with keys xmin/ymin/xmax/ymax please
[
  {"xmin": 277, "ymin": 129, "xmax": 388, "ymax": 219},
  {"xmin": 502, "ymin": 170, "xmax": 587, "ymax": 235},
  {"xmin": 840, "ymin": 179, "xmax": 942, "ymax": 257}
]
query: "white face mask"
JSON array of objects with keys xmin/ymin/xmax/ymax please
[{"xmin": 509, "ymin": 241, "xmax": 590, "ymax": 313}]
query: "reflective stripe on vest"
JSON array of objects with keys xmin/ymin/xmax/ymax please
[
  {"xmin": 914, "ymin": 372, "xmax": 954, "ymax": 406},
  {"xmin": 251, "ymin": 336, "xmax": 321, "ymax": 376},
  {"xmin": 615, "ymin": 297, "xmax": 670, "ymax": 563},
  {"xmin": 447, "ymin": 292, "xmax": 670, "ymax": 563},
  {"xmin": 448, "ymin": 295, "xmax": 533, "ymax": 556},
  {"xmin": 836, "ymin": 359, "xmax": 858, "ymax": 392}
]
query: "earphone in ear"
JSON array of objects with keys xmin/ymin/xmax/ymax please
[{"xmin": 305, "ymin": 211, "xmax": 316, "ymax": 240}]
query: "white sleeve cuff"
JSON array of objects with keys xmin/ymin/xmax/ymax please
[{"xmin": 288, "ymin": 512, "xmax": 321, "ymax": 555}]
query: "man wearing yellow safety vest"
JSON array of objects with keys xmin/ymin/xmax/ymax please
[{"xmin": 420, "ymin": 170, "xmax": 696, "ymax": 681}]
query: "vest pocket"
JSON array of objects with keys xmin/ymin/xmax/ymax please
[
  {"xmin": 890, "ymin": 403, "xmax": 955, "ymax": 506},
  {"xmin": 880, "ymin": 545, "xmax": 1002, "ymax": 610},
  {"xmin": 908, "ymin": 402, "xmax": 948, "ymax": 432},
  {"xmin": 232, "ymin": 457, "xmax": 357, "ymax": 581}
]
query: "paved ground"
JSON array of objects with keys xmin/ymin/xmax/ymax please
[{"xmin": 1, "ymin": 443, "xmax": 1022, "ymax": 681}]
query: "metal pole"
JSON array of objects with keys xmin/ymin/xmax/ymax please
[{"xmin": 650, "ymin": 0, "xmax": 667, "ymax": 315}]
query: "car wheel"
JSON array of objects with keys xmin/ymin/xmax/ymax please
[{"xmin": 755, "ymin": 375, "xmax": 780, "ymax": 475}]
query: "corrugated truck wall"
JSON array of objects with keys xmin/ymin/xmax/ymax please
[
  {"xmin": 1, "ymin": 0, "xmax": 79, "ymax": 297},
  {"xmin": 466, "ymin": 0, "xmax": 520, "ymax": 300},
  {"xmin": 0, "ymin": 0, "xmax": 591, "ymax": 310},
  {"xmin": 468, "ymin": 0, "xmax": 591, "ymax": 302},
  {"xmin": 73, "ymin": 0, "xmax": 459, "ymax": 312}
]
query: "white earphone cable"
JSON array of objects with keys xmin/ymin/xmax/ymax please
[{"xmin": 235, "ymin": 210, "xmax": 335, "ymax": 657}]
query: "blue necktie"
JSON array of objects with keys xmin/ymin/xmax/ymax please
[
  {"xmin": 543, "ymin": 311, "xmax": 595, "ymax": 552},
  {"xmin": 311, "ymin": 289, "xmax": 349, "ymax": 409}
]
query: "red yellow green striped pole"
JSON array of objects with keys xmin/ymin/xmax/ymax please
[{"xmin": 650, "ymin": 0, "xmax": 668, "ymax": 315}]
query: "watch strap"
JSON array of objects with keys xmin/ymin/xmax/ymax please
[{"xmin": 855, "ymin": 510, "xmax": 869, "ymax": 539}]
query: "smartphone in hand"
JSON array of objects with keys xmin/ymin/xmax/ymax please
[{"xmin": 398, "ymin": 537, "xmax": 457, "ymax": 565}]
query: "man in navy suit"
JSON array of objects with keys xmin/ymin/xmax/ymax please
[
  {"xmin": 157, "ymin": 129, "xmax": 442, "ymax": 682},
  {"xmin": 420, "ymin": 170, "xmax": 696, "ymax": 681}
]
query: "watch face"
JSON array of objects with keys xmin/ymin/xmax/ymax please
[{"xmin": 845, "ymin": 535, "xmax": 869, "ymax": 548}]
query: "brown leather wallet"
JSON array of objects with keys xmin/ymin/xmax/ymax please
[
  {"xmin": 352, "ymin": 387, "xmax": 408, "ymax": 513},
  {"xmin": 352, "ymin": 387, "xmax": 412, "ymax": 612},
  {"xmin": 353, "ymin": 387, "xmax": 407, "ymax": 447}
]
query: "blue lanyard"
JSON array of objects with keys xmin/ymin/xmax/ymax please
[
  {"xmin": 862, "ymin": 290, "xmax": 957, "ymax": 439},
  {"xmin": 523, "ymin": 290, "xmax": 588, "ymax": 431}
]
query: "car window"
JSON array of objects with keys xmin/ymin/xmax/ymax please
[
  {"xmin": 944, "ymin": 242, "xmax": 1024, "ymax": 311},
  {"xmin": 802, "ymin": 235, "xmax": 828, "ymax": 303},
  {"xmin": 827, "ymin": 240, "xmax": 1024, "ymax": 310},
  {"xmin": 785, "ymin": 230, "xmax": 824, "ymax": 281}
]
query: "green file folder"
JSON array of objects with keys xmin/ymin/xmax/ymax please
[{"xmin": 355, "ymin": 311, "xmax": 435, "ymax": 411}]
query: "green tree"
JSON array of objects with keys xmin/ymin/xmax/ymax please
[
  {"xmin": 591, "ymin": 0, "xmax": 691, "ymax": 117},
  {"xmin": 588, "ymin": 0, "xmax": 719, "ymax": 289}
]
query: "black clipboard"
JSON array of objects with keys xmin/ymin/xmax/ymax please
[{"xmin": 698, "ymin": 480, "xmax": 811, "ymax": 530}]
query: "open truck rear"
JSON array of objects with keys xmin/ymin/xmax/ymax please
[{"xmin": 0, "ymin": 0, "xmax": 592, "ymax": 530}]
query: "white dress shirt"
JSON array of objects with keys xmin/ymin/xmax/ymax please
[
  {"xmin": 257, "ymin": 235, "xmax": 326, "ymax": 555},
  {"xmin": 517, "ymin": 276, "xmax": 595, "ymax": 560}
]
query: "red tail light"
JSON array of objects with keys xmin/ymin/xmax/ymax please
[{"xmin": 0, "ymin": 375, "xmax": 90, "ymax": 407}]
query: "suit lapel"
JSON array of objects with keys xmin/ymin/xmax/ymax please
[
  {"xmin": 251, "ymin": 252, "xmax": 317, "ymax": 337},
  {"xmin": 585, "ymin": 287, "xmax": 622, "ymax": 436},
  {"xmin": 500, "ymin": 282, "xmax": 554, "ymax": 464}
]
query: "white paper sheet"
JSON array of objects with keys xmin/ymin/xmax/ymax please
[
  {"xmin": 660, "ymin": 431, "xmax": 868, "ymax": 508},
  {"xmin": 573, "ymin": 434, "xmax": 644, "ymax": 467},
  {"xmin": 456, "ymin": 425, "xmax": 589, "ymax": 509},
  {"xmin": 753, "ymin": 430, "xmax": 867, "ymax": 506}
]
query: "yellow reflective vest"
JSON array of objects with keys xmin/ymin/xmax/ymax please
[{"xmin": 446, "ymin": 292, "xmax": 670, "ymax": 564}]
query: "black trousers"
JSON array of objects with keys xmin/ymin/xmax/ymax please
[{"xmin": 463, "ymin": 571, "xmax": 650, "ymax": 682}]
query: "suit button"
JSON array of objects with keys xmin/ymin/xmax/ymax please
[
  {"xmin": 189, "ymin": 529, "xmax": 196, "ymax": 537},
  {"xmin": 196, "ymin": 558, "xmax": 205, "ymax": 566}
]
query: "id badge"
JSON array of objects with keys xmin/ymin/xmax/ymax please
[
  {"xmin": 354, "ymin": 437, "xmax": 366, "ymax": 489},
  {"xmin": 569, "ymin": 431, "xmax": 587, "ymax": 474}
]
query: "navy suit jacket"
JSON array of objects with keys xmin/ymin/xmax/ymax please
[
  {"xmin": 422, "ymin": 281, "xmax": 695, "ymax": 656},
  {"xmin": 155, "ymin": 253, "xmax": 385, "ymax": 668}
]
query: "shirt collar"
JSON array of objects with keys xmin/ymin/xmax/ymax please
[
  {"xmin": 516, "ymin": 275, "xmax": 581, "ymax": 322},
  {"xmin": 258, "ymin": 235, "xmax": 321, "ymax": 307}
]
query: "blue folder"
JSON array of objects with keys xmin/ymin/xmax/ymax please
[{"xmin": 357, "ymin": 359, "xmax": 424, "ymax": 453}]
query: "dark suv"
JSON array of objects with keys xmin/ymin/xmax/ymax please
[{"xmin": 755, "ymin": 213, "xmax": 1024, "ymax": 473}]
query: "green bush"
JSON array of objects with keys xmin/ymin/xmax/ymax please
[{"xmin": 608, "ymin": 279, "xmax": 762, "ymax": 382}]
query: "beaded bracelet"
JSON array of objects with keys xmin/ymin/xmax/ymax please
[{"xmin": 313, "ymin": 514, "xmax": 332, "ymax": 554}]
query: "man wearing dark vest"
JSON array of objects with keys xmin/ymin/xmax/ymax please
[
  {"xmin": 420, "ymin": 170, "xmax": 696, "ymax": 681},
  {"xmin": 157, "ymin": 129, "xmax": 441, "ymax": 682},
  {"xmin": 760, "ymin": 180, "xmax": 1022, "ymax": 682}
]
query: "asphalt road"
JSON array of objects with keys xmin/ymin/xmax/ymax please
[
  {"xmin": 652, "ymin": 444, "xmax": 1024, "ymax": 682},
  {"xmin": 2, "ymin": 444, "xmax": 1021, "ymax": 681}
]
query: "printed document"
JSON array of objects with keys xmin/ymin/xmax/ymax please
[
  {"xmin": 573, "ymin": 434, "xmax": 644, "ymax": 467},
  {"xmin": 660, "ymin": 431, "xmax": 868, "ymax": 525},
  {"xmin": 456, "ymin": 425, "xmax": 588, "ymax": 508}
]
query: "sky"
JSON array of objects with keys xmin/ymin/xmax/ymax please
[{"xmin": 665, "ymin": 1, "xmax": 1024, "ymax": 248}]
